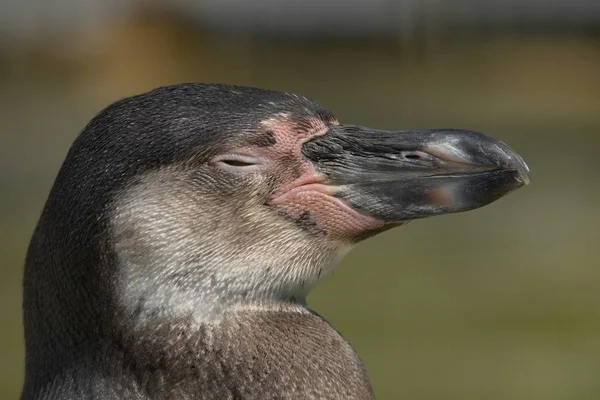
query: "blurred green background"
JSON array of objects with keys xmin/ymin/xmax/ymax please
[{"xmin": 1, "ymin": 2, "xmax": 600, "ymax": 399}]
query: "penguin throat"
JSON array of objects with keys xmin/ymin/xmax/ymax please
[{"xmin": 116, "ymin": 258, "xmax": 336, "ymax": 328}]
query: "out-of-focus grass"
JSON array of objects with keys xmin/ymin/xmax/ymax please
[{"xmin": 1, "ymin": 27, "xmax": 599, "ymax": 399}]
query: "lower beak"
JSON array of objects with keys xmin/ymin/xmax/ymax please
[{"xmin": 302, "ymin": 125, "xmax": 530, "ymax": 222}]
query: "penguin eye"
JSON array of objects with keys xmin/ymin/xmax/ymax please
[
  {"xmin": 212, "ymin": 154, "xmax": 264, "ymax": 173},
  {"xmin": 221, "ymin": 159, "xmax": 255, "ymax": 167}
]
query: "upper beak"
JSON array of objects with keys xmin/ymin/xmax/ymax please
[{"xmin": 302, "ymin": 125, "xmax": 530, "ymax": 222}]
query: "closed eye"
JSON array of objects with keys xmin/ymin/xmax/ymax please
[
  {"xmin": 220, "ymin": 159, "xmax": 256, "ymax": 167},
  {"xmin": 212, "ymin": 154, "xmax": 264, "ymax": 173}
]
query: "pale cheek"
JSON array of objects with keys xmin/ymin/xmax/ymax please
[{"xmin": 276, "ymin": 191, "xmax": 384, "ymax": 239}]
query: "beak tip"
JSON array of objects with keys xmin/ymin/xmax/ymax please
[
  {"xmin": 508, "ymin": 153, "xmax": 531, "ymax": 187},
  {"xmin": 517, "ymin": 167, "xmax": 531, "ymax": 186},
  {"xmin": 454, "ymin": 130, "xmax": 532, "ymax": 187}
]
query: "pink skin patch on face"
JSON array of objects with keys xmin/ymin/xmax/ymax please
[
  {"xmin": 272, "ymin": 185, "xmax": 384, "ymax": 239},
  {"xmin": 256, "ymin": 114, "xmax": 385, "ymax": 239}
]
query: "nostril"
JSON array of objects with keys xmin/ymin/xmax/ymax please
[{"xmin": 400, "ymin": 151, "xmax": 435, "ymax": 162}]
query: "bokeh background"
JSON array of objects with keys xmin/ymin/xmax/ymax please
[{"xmin": 1, "ymin": 1, "xmax": 599, "ymax": 399}]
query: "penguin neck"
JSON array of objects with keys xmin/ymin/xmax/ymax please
[{"xmin": 116, "ymin": 258, "xmax": 320, "ymax": 329}]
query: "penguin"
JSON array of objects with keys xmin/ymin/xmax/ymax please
[{"xmin": 22, "ymin": 83, "xmax": 530, "ymax": 399}]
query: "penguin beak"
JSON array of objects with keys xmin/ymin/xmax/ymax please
[{"xmin": 301, "ymin": 125, "xmax": 530, "ymax": 222}]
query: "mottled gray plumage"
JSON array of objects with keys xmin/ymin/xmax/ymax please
[{"xmin": 22, "ymin": 83, "xmax": 529, "ymax": 399}]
